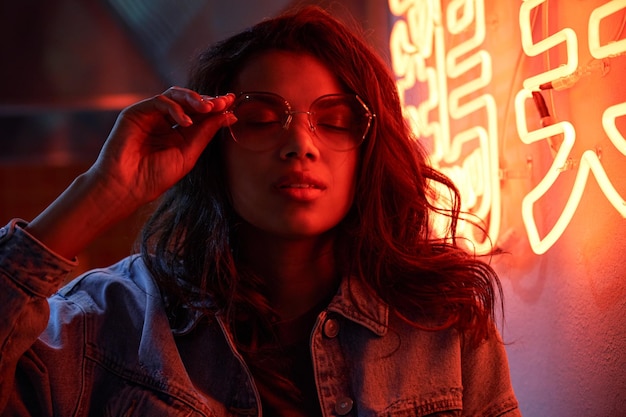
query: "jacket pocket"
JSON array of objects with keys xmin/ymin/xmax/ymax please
[{"xmin": 376, "ymin": 396, "xmax": 462, "ymax": 417}]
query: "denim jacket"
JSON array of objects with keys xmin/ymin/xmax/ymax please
[{"xmin": 0, "ymin": 219, "xmax": 521, "ymax": 416}]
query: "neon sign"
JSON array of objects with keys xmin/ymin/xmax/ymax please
[
  {"xmin": 389, "ymin": 0, "xmax": 500, "ymax": 253},
  {"xmin": 388, "ymin": 0, "xmax": 626, "ymax": 255},
  {"xmin": 516, "ymin": 0, "xmax": 626, "ymax": 254}
]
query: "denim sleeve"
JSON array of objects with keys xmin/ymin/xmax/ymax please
[
  {"xmin": 0, "ymin": 219, "xmax": 77, "ymax": 414},
  {"xmin": 461, "ymin": 325, "xmax": 522, "ymax": 416}
]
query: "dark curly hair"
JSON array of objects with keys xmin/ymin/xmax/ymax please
[{"xmin": 140, "ymin": 5, "xmax": 503, "ymax": 346}]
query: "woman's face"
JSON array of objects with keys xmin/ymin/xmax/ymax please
[{"xmin": 223, "ymin": 50, "xmax": 359, "ymax": 240}]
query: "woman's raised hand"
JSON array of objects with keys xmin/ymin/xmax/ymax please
[
  {"xmin": 90, "ymin": 87, "xmax": 236, "ymax": 206},
  {"xmin": 26, "ymin": 87, "xmax": 236, "ymax": 260}
]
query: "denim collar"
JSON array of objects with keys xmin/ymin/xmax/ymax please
[{"xmin": 327, "ymin": 275, "xmax": 389, "ymax": 336}]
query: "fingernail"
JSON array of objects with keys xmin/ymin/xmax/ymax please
[{"xmin": 223, "ymin": 112, "xmax": 238, "ymax": 124}]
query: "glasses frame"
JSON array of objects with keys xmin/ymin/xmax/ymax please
[{"xmin": 227, "ymin": 91, "xmax": 376, "ymax": 152}]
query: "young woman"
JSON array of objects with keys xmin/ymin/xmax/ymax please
[{"xmin": 0, "ymin": 6, "xmax": 521, "ymax": 416}]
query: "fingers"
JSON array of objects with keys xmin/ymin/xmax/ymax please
[
  {"xmin": 160, "ymin": 86, "xmax": 235, "ymax": 128},
  {"xmin": 146, "ymin": 87, "xmax": 236, "ymax": 166}
]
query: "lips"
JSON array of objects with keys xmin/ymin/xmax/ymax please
[
  {"xmin": 274, "ymin": 172, "xmax": 326, "ymax": 190},
  {"xmin": 280, "ymin": 184, "xmax": 317, "ymax": 188}
]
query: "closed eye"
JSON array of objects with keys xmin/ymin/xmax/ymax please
[
  {"xmin": 236, "ymin": 107, "xmax": 284, "ymax": 127},
  {"xmin": 315, "ymin": 111, "xmax": 355, "ymax": 132}
]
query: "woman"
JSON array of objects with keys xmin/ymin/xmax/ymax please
[{"xmin": 0, "ymin": 5, "xmax": 521, "ymax": 416}]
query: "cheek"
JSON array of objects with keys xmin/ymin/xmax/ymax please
[
  {"xmin": 330, "ymin": 153, "xmax": 359, "ymax": 206},
  {"xmin": 340, "ymin": 152, "xmax": 359, "ymax": 187}
]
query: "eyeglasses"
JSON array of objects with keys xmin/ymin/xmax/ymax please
[{"xmin": 227, "ymin": 92, "xmax": 375, "ymax": 152}]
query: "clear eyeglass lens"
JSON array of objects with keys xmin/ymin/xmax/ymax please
[{"xmin": 228, "ymin": 92, "xmax": 372, "ymax": 151}]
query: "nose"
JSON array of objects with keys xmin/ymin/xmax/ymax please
[{"xmin": 279, "ymin": 112, "xmax": 319, "ymax": 160}]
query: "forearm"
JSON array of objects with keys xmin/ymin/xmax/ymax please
[{"xmin": 26, "ymin": 169, "xmax": 142, "ymax": 260}]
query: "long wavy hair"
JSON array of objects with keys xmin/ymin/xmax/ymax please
[{"xmin": 140, "ymin": 5, "xmax": 502, "ymax": 345}]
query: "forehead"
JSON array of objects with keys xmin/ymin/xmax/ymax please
[{"xmin": 233, "ymin": 50, "xmax": 346, "ymax": 106}]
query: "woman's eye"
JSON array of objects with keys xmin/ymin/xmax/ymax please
[
  {"xmin": 245, "ymin": 118, "xmax": 281, "ymax": 126},
  {"xmin": 237, "ymin": 107, "xmax": 282, "ymax": 125},
  {"xmin": 316, "ymin": 111, "xmax": 354, "ymax": 131}
]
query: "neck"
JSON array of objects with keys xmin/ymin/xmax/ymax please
[{"xmin": 237, "ymin": 226, "xmax": 341, "ymax": 320}]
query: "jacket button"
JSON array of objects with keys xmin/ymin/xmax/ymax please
[
  {"xmin": 323, "ymin": 318, "xmax": 339, "ymax": 338},
  {"xmin": 334, "ymin": 397, "xmax": 353, "ymax": 415}
]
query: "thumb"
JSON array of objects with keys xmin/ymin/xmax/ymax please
[{"xmin": 180, "ymin": 111, "xmax": 238, "ymax": 158}]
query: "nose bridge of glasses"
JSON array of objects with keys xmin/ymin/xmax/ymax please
[{"xmin": 284, "ymin": 110, "xmax": 315, "ymax": 132}]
